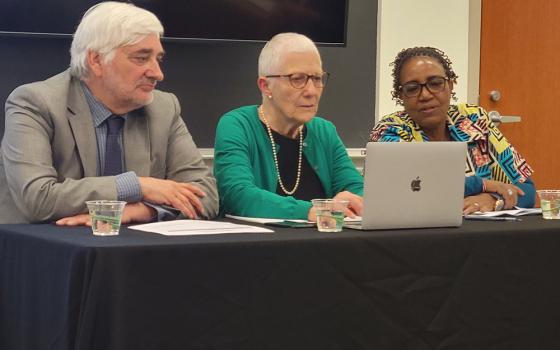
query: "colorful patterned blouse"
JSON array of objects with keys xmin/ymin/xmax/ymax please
[{"xmin": 369, "ymin": 103, "xmax": 533, "ymax": 186}]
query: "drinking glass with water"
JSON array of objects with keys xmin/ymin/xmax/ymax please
[
  {"xmin": 537, "ymin": 190, "xmax": 560, "ymax": 220},
  {"xmin": 312, "ymin": 199, "xmax": 349, "ymax": 232},
  {"xmin": 85, "ymin": 200, "xmax": 127, "ymax": 235}
]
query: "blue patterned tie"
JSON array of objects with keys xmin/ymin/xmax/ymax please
[{"xmin": 103, "ymin": 116, "xmax": 125, "ymax": 176}]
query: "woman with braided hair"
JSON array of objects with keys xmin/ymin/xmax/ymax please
[{"xmin": 369, "ymin": 47, "xmax": 535, "ymax": 214}]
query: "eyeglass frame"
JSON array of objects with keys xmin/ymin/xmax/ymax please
[
  {"xmin": 265, "ymin": 72, "xmax": 330, "ymax": 89},
  {"xmin": 398, "ymin": 76, "xmax": 450, "ymax": 98}
]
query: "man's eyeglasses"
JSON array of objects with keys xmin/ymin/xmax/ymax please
[
  {"xmin": 265, "ymin": 72, "xmax": 330, "ymax": 89},
  {"xmin": 399, "ymin": 76, "xmax": 449, "ymax": 98}
]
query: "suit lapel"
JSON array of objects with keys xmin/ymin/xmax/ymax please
[
  {"xmin": 123, "ymin": 109, "xmax": 151, "ymax": 176},
  {"xmin": 67, "ymin": 78, "xmax": 98, "ymax": 177}
]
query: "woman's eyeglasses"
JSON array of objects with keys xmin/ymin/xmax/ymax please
[
  {"xmin": 399, "ymin": 76, "xmax": 449, "ymax": 98},
  {"xmin": 265, "ymin": 72, "xmax": 330, "ymax": 89}
]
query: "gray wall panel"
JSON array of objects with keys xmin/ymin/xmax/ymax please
[{"xmin": 0, "ymin": 0, "xmax": 376, "ymax": 148}]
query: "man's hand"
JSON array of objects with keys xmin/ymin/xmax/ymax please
[
  {"xmin": 139, "ymin": 177, "xmax": 206, "ymax": 219},
  {"xmin": 121, "ymin": 202, "xmax": 157, "ymax": 223},
  {"xmin": 56, "ymin": 202, "xmax": 156, "ymax": 226},
  {"xmin": 56, "ymin": 213, "xmax": 92, "ymax": 226}
]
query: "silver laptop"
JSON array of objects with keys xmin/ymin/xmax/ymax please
[{"xmin": 346, "ymin": 142, "xmax": 466, "ymax": 230}]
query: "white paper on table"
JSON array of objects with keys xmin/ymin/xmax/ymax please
[
  {"xmin": 344, "ymin": 216, "xmax": 362, "ymax": 223},
  {"xmin": 129, "ymin": 220, "xmax": 273, "ymax": 235},
  {"xmin": 468, "ymin": 207, "xmax": 542, "ymax": 217},
  {"xmin": 225, "ymin": 214, "xmax": 310, "ymax": 224},
  {"xmin": 227, "ymin": 214, "xmax": 362, "ymax": 224}
]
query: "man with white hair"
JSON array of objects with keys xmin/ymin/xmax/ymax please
[{"xmin": 0, "ymin": 1, "xmax": 218, "ymax": 224}]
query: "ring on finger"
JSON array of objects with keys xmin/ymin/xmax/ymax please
[
  {"xmin": 507, "ymin": 189, "xmax": 514, "ymax": 196},
  {"xmin": 473, "ymin": 202, "xmax": 480, "ymax": 208}
]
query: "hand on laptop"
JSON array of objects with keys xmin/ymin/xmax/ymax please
[
  {"xmin": 307, "ymin": 192, "xmax": 363, "ymax": 222},
  {"xmin": 333, "ymin": 191, "xmax": 363, "ymax": 217}
]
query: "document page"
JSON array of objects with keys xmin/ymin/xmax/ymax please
[
  {"xmin": 226, "ymin": 214, "xmax": 361, "ymax": 224},
  {"xmin": 129, "ymin": 220, "xmax": 273, "ymax": 235},
  {"xmin": 225, "ymin": 214, "xmax": 310, "ymax": 224},
  {"xmin": 466, "ymin": 207, "xmax": 542, "ymax": 218}
]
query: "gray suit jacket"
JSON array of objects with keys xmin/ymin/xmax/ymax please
[{"xmin": 0, "ymin": 70, "xmax": 218, "ymax": 223}]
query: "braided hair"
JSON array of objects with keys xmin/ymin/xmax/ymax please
[{"xmin": 390, "ymin": 46, "xmax": 458, "ymax": 105}]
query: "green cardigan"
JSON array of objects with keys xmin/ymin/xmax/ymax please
[{"xmin": 214, "ymin": 105, "xmax": 364, "ymax": 219}]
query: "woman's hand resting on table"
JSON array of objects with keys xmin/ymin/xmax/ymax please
[
  {"xmin": 463, "ymin": 193, "xmax": 497, "ymax": 215},
  {"xmin": 483, "ymin": 180, "xmax": 524, "ymax": 209}
]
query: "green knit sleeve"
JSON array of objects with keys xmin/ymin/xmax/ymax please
[{"xmin": 214, "ymin": 109, "xmax": 312, "ymax": 219}]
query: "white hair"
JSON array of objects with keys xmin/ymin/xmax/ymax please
[
  {"xmin": 258, "ymin": 33, "xmax": 321, "ymax": 76},
  {"xmin": 70, "ymin": 1, "xmax": 164, "ymax": 79}
]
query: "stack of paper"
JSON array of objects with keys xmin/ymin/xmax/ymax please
[
  {"xmin": 226, "ymin": 214, "xmax": 310, "ymax": 224},
  {"xmin": 129, "ymin": 220, "xmax": 273, "ymax": 236},
  {"xmin": 466, "ymin": 207, "xmax": 542, "ymax": 218}
]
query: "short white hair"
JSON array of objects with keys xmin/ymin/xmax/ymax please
[
  {"xmin": 70, "ymin": 1, "xmax": 164, "ymax": 79},
  {"xmin": 258, "ymin": 33, "xmax": 321, "ymax": 76}
]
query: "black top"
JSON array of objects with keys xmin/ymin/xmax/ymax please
[{"xmin": 261, "ymin": 123, "xmax": 326, "ymax": 201}]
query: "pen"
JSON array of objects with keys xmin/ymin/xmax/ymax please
[{"xmin": 466, "ymin": 216, "xmax": 522, "ymax": 222}]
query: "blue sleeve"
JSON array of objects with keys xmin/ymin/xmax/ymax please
[
  {"xmin": 116, "ymin": 172, "xmax": 180, "ymax": 221},
  {"xmin": 516, "ymin": 177, "xmax": 536, "ymax": 208},
  {"xmin": 464, "ymin": 176, "xmax": 535, "ymax": 207},
  {"xmin": 115, "ymin": 171, "xmax": 142, "ymax": 202},
  {"xmin": 464, "ymin": 176, "xmax": 484, "ymax": 197}
]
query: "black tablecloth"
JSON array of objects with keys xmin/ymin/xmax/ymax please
[{"xmin": 2, "ymin": 217, "xmax": 560, "ymax": 350}]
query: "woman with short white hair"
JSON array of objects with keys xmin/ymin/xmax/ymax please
[{"xmin": 214, "ymin": 33, "xmax": 364, "ymax": 221}]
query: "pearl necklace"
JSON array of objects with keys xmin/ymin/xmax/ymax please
[{"xmin": 258, "ymin": 105, "xmax": 303, "ymax": 195}]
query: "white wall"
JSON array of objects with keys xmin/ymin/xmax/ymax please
[{"xmin": 376, "ymin": 0, "xmax": 471, "ymax": 120}]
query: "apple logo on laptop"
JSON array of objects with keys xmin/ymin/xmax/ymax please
[{"xmin": 410, "ymin": 176, "xmax": 421, "ymax": 192}]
